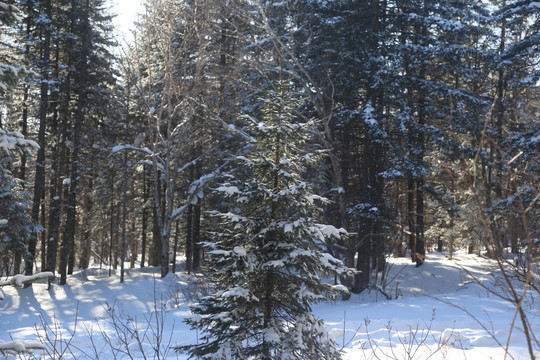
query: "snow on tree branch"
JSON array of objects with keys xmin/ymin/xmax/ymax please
[
  {"xmin": 0, "ymin": 129, "xmax": 39, "ymax": 156},
  {"xmin": 0, "ymin": 272, "xmax": 54, "ymax": 288},
  {"xmin": 0, "ymin": 340, "xmax": 45, "ymax": 356}
]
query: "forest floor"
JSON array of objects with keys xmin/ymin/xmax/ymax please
[{"xmin": 1, "ymin": 251, "xmax": 538, "ymax": 359}]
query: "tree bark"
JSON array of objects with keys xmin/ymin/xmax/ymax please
[
  {"xmin": 60, "ymin": 0, "xmax": 90, "ymax": 285},
  {"xmin": 120, "ymin": 151, "xmax": 128, "ymax": 283},
  {"xmin": 185, "ymin": 204, "xmax": 193, "ymax": 273},
  {"xmin": 140, "ymin": 168, "xmax": 149, "ymax": 267},
  {"xmin": 407, "ymin": 178, "xmax": 416, "ymax": 263},
  {"xmin": 26, "ymin": 0, "xmax": 52, "ymax": 276}
]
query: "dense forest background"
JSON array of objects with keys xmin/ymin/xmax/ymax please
[{"xmin": 0, "ymin": 0, "xmax": 538, "ymax": 296}]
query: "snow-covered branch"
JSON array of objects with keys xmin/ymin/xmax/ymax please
[
  {"xmin": 0, "ymin": 128, "xmax": 39, "ymax": 156},
  {"xmin": 0, "ymin": 340, "xmax": 45, "ymax": 356},
  {"xmin": 0, "ymin": 272, "xmax": 54, "ymax": 288}
]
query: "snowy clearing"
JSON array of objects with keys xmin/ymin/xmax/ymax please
[{"xmin": 0, "ymin": 251, "xmax": 538, "ymax": 359}]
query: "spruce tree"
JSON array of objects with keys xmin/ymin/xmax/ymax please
[
  {"xmin": 179, "ymin": 70, "xmax": 352, "ymax": 359},
  {"xmin": 0, "ymin": 129, "xmax": 38, "ymax": 275},
  {"xmin": 0, "ymin": 0, "xmax": 23, "ymax": 93}
]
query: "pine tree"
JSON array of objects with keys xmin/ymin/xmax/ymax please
[
  {"xmin": 179, "ymin": 69, "xmax": 353, "ymax": 359},
  {"xmin": 0, "ymin": 165, "xmax": 31, "ymax": 275},
  {"xmin": 0, "ymin": 129, "xmax": 38, "ymax": 275},
  {"xmin": 0, "ymin": 0, "xmax": 23, "ymax": 94},
  {"xmin": 481, "ymin": 0, "xmax": 540, "ymax": 256},
  {"xmin": 380, "ymin": 0, "xmax": 493, "ymax": 263},
  {"xmin": 0, "ymin": 0, "xmax": 36, "ymax": 275},
  {"xmin": 58, "ymin": 0, "xmax": 117, "ymax": 283}
]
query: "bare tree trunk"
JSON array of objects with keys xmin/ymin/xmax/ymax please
[
  {"xmin": 191, "ymin": 201, "xmax": 202, "ymax": 271},
  {"xmin": 130, "ymin": 216, "xmax": 137, "ymax": 269},
  {"xmin": 150, "ymin": 191, "xmax": 162, "ymax": 267},
  {"xmin": 40, "ymin": 192, "xmax": 47, "ymax": 270},
  {"xmin": 120, "ymin": 151, "xmax": 128, "ymax": 283},
  {"xmin": 140, "ymin": 168, "xmax": 149, "ymax": 268},
  {"xmin": 407, "ymin": 178, "xmax": 416, "ymax": 263},
  {"xmin": 172, "ymin": 220, "xmax": 179, "ymax": 273},
  {"xmin": 60, "ymin": 0, "xmax": 90, "ymax": 285},
  {"xmin": 26, "ymin": 0, "xmax": 52, "ymax": 276},
  {"xmin": 108, "ymin": 172, "xmax": 114, "ymax": 276},
  {"xmin": 415, "ymin": 178, "xmax": 425, "ymax": 267},
  {"xmin": 185, "ymin": 204, "xmax": 193, "ymax": 274}
]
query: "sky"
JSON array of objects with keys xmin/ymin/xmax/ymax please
[{"xmin": 110, "ymin": 0, "xmax": 143, "ymax": 43}]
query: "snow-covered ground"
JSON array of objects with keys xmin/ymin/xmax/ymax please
[{"xmin": 1, "ymin": 251, "xmax": 538, "ymax": 359}]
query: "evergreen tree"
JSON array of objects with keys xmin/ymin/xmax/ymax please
[
  {"xmin": 381, "ymin": 0, "xmax": 493, "ymax": 264},
  {"xmin": 0, "ymin": 0, "xmax": 36, "ymax": 275},
  {"xmin": 179, "ymin": 70, "xmax": 353, "ymax": 359},
  {"xmin": 58, "ymin": 0, "xmax": 117, "ymax": 283},
  {"xmin": 0, "ymin": 164, "xmax": 32, "ymax": 275},
  {"xmin": 0, "ymin": 129, "xmax": 38, "ymax": 275},
  {"xmin": 0, "ymin": 0, "xmax": 23, "ymax": 94},
  {"xmin": 481, "ymin": 0, "xmax": 540, "ymax": 256}
]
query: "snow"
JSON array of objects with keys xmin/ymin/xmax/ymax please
[
  {"xmin": 215, "ymin": 185, "xmax": 240, "ymax": 196},
  {"xmin": 232, "ymin": 246, "xmax": 247, "ymax": 256},
  {"xmin": 363, "ymin": 102, "xmax": 378, "ymax": 126},
  {"xmin": 319, "ymin": 224, "xmax": 348, "ymax": 238},
  {"xmin": 0, "ymin": 129, "xmax": 39, "ymax": 154},
  {"xmin": 284, "ymin": 223, "xmax": 294, "ymax": 233},
  {"xmin": 110, "ymin": 144, "xmax": 153, "ymax": 156},
  {"xmin": 221, "ymin": 287, "xmax": 250, "ymax": 299},
  {"xmin": 0, "ymin": 253, "xmax": 538, "ymax": 359},
  {"xmin": 208, "ymin": 249, "xmax": 229, "ymax": 256},
  {"xmin": 62, "ymin": 178, "xmax": 71, "ymax": 185},
  {"xmin": 0, "ymin": 219, "xmax": 7, "ymax": 226},
  {"xmin": 0, "ymin": 272, "xmax": 54, "ymax": 288}
]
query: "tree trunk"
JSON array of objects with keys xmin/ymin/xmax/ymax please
[
  {"xmin": 150, "ymin": 196, "xmax": 162, "ymax": 267},
  {"xmin": 120, "ymin": 152, "xmax": 128, "ymax": 283},
  {"xmin": 68, "ymin": 236, "xmax": 75, "ymax": 275},
  {"xmin": 172, "ymin": 219, "xmax": 179, "ymax": 273},
  {"xmin": 19, "ymin": 0, "xmax": 32, "ymax": 184},
  {"xmin": 108, "ymin": 171, "xmax": 114, "ymax": 276},
  {"xmin": 130, "ymin": 216, "xmax": 137, "ymax": 268},
  {"xmin": 45, "ymin": 41, "xmax": 62, "ymax": 275},
  {"xmin": 185, "ymin": 204, "xmax": 193, "ymax": 273},
  {"xmin": 353, "ymin": 233, "xmax": 371, "ymax": 294},
  {"xmin": 79, "ymin": 193, "xmax": 93, "ymax": 269},
  {"xmin": 415, "ymin": 179, "xmax": 425, "ymax": 267},
  {"xmin": 191, "ymin": 201, "xmax": 202, "ymax": 271},
  {"xmin": 140, "ymin": 169, "xmax": 149, "ymax": 267},
  {"xmin": 448, "ymin": 214, "xmax": 454, "ymax": 260},
  {"xmin": 60, "ymin": 0, "xmax": 90, "ymax": 285},
  {"xmin": 26, "ymin": 0, "xmax": 52, "ymax": 276},
  {"xmin": 407, "ymin": 178, "xmax": 416, "ymax": 263},
  {"xmin": 40, "ymin": 193, "xmax": 47, "ymax": 270},
  {"xmin": 414, "ymin": 2, "xmax": 427, "ymax": 268},
  {"xmin": 79, "ymin": 138, "xmax": 95, "ymax": 270},
  {"xmin": 262, "ymin": 268, "xmax": 275, "ymax": 359}
]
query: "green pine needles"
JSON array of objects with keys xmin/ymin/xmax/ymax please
[{"xmin": 177, "ymin": 72, "xmax": 354, "ymax": 359}]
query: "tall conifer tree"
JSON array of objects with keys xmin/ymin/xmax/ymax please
[{"xmin": 179, "ymin": 68, "xmax": 352, "ymax": 359}]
